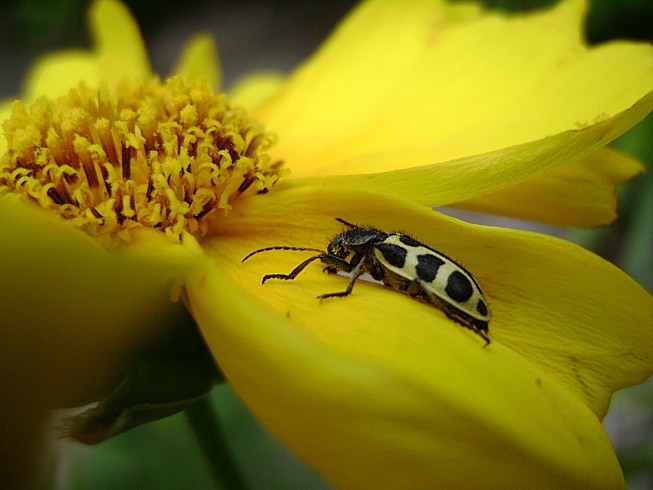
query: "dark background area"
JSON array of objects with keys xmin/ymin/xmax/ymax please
[{"xmin": 1, "ymin": 0, "xmax": 652, "ymax": 97}]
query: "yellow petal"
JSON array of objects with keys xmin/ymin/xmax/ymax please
[
  {"xmin": 24, "ymin": 52, "xmax": 102, "ymax": 102},
  {"xmin": 228, "ymin": 71, "xmax": 286, "ymax": 110},
  {"xmin": 89, "ymin": 0, "xmax": 151, "ymax": 83},
  {"xmin": 0, "ymin": 198, "xmax": 198, "ymax": 407},
  {"xmin": 287, "ymin": 91, "xmax": 653, "ymax": 207},
  {"xmin": 452, "ymin": 147, "xmax": 645, "ymax": 226},
  {"xmin": 254, "ymin": 0, "xmax": 653, "ymax": 184},
  {"xmin": 190, "ymin": 259, "xmax": 624, "ymax": 488},
  {"xmin": 23, "ymin": 0, "xmax": 150, "ymax": 101},
  {"xmin": 212, "ymin": 185, "xmax": 653, "ymax": 416},
  {"xmin": 173, "ymin": 34, "xmax": 221, "ymax": 89},
  {"xmin": 187, "ymin": 185, "xmax": 652, "ymax": 487}
]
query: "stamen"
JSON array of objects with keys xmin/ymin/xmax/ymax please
[{"xmin": 0, "ymin": 76, "xmax": 285, "ymax": 244}]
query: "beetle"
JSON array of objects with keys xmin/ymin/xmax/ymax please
[{"xmin": 242, "ymin": 218, "xmax": 491, "ymax": 345}]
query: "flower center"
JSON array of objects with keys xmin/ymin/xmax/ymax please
[{"xmin": 0, "ymin": 76, "xmax": 283, "ymax": 243}]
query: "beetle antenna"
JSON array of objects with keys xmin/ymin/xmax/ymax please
[
  {"xmin": 242, "ymin": 246, "xmax": 325, "ymax": 263},
  {"xmin": 335, "ymin": 217, "xmax": 357, "ymax": 228}
]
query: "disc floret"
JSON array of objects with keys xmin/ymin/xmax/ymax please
[{"xmin": 0, "ymin": 76, "xmax": 284, "ymax": 243}]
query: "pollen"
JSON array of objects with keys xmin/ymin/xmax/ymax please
[{"xmin": 0, "ymin": 76, "xmax": 284, "ymax": 243}]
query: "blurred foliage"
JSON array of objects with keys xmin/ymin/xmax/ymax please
[
  {"xmin": 3, "ymin": 0, "xmax": 186, "ymax": 47},
  {"xmin": 483, "ymin": 0, "xmax": 653, "ymax": 43},
  {"xmin": 48, "ymin": 387, "xmax": 330, "ymax": 489},
  {"xmin": 2, "ymin": 0, "xmax": 651, "ymax": 54}
]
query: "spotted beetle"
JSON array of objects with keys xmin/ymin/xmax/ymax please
[{"xmin": 242, "ymin": 218, "xmax": 491, "ymax": 345}]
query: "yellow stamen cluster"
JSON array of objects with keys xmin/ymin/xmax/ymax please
[{"xmin": 0, "ymin": 76, "xmax": 283, "ymax": 243}]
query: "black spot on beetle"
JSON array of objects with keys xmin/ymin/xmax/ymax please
[
  {"xmin": 476, "ymin": 299, "xmax": 488, "ymax": 317},
  {"xmin": 415, "ymin": 254, "xmax": 445, "ymax": 282},
  {"xmin": 445, "ymin": 270, "xmax": 473, "ymax": 302},
  {"xmin": 399, "ymin": 235, "xmax": 422, "ymax": 247},
  {"xmin": 376, "ymin": 242, "xmax": 407, "ymax": 268}
]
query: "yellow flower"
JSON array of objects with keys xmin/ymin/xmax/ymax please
[{"xmin": 1, "ymin": 0, "xmax": 652, "ymax": 488}]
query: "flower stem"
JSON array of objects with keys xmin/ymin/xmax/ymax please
[{"xmin": 186, "ymin": 395, "xmax": 249, "ymax": 489}]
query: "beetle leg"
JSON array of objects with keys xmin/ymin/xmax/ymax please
[
  {"xmin": 262, "ymin": 254, "xmax": 326, "ymax": 283},
  {"xmin": 262, "ymin": 254, "xmax": 354, "ymax": 284},
  {"xmin": 319, "ymin": 255, "xmax": 356, "ymax": 273},
  {"xmin": 477, "ymin": 330, "xmax": 491, "ymax": 348},
  {"xmin": 448, "ymin": 308, "xmax": 491, "ymax": 347},
  {"xmin": 317, "ymin": 256, "xmax": 367, "ymax": 301},
  {"xmin": 417, "ymin": 280, "xmax": 491, "ymax": 347}
]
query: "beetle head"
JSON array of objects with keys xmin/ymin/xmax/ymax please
[{"xmin": 327, "ymin": 232, "xmax": 349, "ymax": 258}]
